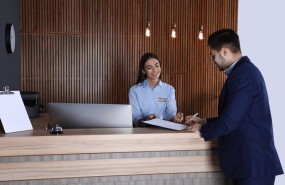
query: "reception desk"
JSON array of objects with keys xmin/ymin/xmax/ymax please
[{"xmin": 0, "ymin": 116, "xmax": 231, "ymax": 185}]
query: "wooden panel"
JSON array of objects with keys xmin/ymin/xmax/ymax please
[
  {"xmin": 20, "ymin": 0, "xmax": 238, "ymax": 118},
  {"xmin": 0, "ymin": 172, "xmax": 231, "ymax": 185},
  {"xmin": 0, "ymin": 156, "xmax": 220, "ymax": 181},
  {"xmin": 0, "ymin": 128, "xmax": 217, "ymax": 157}
]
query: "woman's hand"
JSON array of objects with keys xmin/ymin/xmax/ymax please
[
  {"xmin": 138, "ymin": 114, "xmax": 158, "ymax": 127},
  {"xmin": 171, "ymin": 112, "xmax": 184, "ymax": 123}
]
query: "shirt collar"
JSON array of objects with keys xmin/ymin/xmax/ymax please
[
  {"xmin": 225, "ymin": 57, "xmax": 242, "ymax": 76},
  {"xmin": 143, "ymin": 79, "xmax": 163, "ymax": 88},
  {"xmin": 158, "ymin": 80, "xmax": 163, "ymax": 88}
]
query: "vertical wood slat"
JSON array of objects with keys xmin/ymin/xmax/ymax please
[{"xmin": 20, "ymin": 0, "xmax": 238, "ymax": 118}]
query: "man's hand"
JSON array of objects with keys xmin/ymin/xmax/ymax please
[
  {"xmin": 184, "ymin": 115, "xmax": 205, "ymax": 135},
  {"xmin": 185, "ymin": 116, "xmax": 205, "ymax": 125},
  {"xmin": 184, "ymin": 122, "xmax": 202, "ymax": 133}
]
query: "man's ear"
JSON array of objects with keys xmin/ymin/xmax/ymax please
[{"xmin": 221, "ymin": 47, "xmax": 230, "ymax": 57}]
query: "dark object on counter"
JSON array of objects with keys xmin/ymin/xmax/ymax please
[
  {"xmin": 50, "ymin": 124, "xmax": 63, "ymax": 135},
  {"xmin": 20, "ymin": 92, "xmax": 44, "ymax": 118}
]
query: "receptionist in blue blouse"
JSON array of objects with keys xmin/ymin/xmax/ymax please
[{"xmin": 129, "ymin": 53, "xmax": 183, "ymax": 127}]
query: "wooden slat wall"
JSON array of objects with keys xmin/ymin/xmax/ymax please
[{"xmin": 20, "ymin": 0, "xmax": 238, "ymax": 117}]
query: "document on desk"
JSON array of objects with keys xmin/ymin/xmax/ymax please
[
  {"xmin": 0, "ymin": 91, "xmax": 33, "ymax": 133},
  {"xmin": 143, "ymin": 119, "xmax": 188, "ymax": 130}
]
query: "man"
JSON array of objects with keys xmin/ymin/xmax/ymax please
[{"xmin": 186, "ymin": 29, "xmax": 283, "ymax": 185}]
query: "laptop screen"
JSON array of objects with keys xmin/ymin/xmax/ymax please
[{"xmin": 48, "ymin": 103, "xmax": 133, "ymax": 129}]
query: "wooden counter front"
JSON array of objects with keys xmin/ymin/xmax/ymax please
[
  {"xmin": 0, "ymin": 128, "xmax": 216, "ymax": 157},
  {"xmin": 0, "ymin": 128, "xmax": 223, "ymax": 184}
]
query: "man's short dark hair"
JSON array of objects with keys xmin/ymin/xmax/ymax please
[{"xmin": 208, "ymin": 29, "xmax": 241, "ymax": 53}]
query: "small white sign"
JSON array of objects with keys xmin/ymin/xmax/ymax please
[{"xmin": 0, "ymin": 91, "xmax": 33, "ymax": 133}]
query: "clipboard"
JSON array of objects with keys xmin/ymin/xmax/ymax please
[
  {"xmin": 143, "ymin": 119, "xmax": 188, "ymax": 130},
  {"xmin": 0, "ymin": 86, "xmax": 33, "ymax": 133}
]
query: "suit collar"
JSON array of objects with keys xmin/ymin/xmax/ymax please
[
  {"xmin": 218, "ymin": 56, "xmax": 250, "ymax": 114},
  {"xmin": 225, "ymin": 57, "xmax": 241, "ymax": 76},
  {"xmin": 226, "ymin": 56, "xmax": 250, "ymax": 76}
]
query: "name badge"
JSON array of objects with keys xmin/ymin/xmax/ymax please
[{"xmin": 158, "ymin": 98, "xmax": 167, "ymax": 102}]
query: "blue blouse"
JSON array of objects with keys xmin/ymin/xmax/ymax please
[{"xmin": 128, "ymin": 79, "xmax": 177, "ymax": 127}]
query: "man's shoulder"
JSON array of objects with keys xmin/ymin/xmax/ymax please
[
  {"xmin": 227, "ymin": 58, "xmax": 265, "ymax": 91},
  {"xmin": 232, "ymin": 57, "xmax": 262, "ymax": 77}
]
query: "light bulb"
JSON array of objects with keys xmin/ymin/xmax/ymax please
[
  {"xmin": 171, "ymin": 23, "xmax": 176, "ymax": 38},
  {"xmin": 198, "ymin": 31, "xmax": 204, "ymax": 40},
  {"xmin": 145, "ymin": 21, "xmax": 151, "ymax": 37},
  {"xmin": 145, "ymin": 28, "xmax": 150, "ymax": 37},
  {"xmin": 198, "ymin": 25, "xmax": 204, "ymax": 40}
]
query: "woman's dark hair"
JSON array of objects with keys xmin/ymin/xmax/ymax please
[
  {"xmin": 208, "ymin": 29, "xmax": 241, "ymax": 53},
  {"xmin": 135, "ymin": 53, "xmax": 161, "ymax": 85}
]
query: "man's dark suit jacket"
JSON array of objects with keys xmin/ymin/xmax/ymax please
[{"xmin": 200, "ymin": 56, "xmax": 283, "ymax": 178}]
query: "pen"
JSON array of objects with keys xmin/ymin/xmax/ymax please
[
  {"xmin": 184, "ymin": 113, "xmax": 199, "ymax": 125},
  {"xmin": 193, "ymin": 113, "xmax": 198, "ymax": 117}
]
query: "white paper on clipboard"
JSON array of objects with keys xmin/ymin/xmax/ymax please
[
  {"xmin": 143, "ymin": 118, "xmax": 188, "ymax": 130},
  {"xmin": 0, "ymin": 91, "xmax": 33, "ymax": 133}
]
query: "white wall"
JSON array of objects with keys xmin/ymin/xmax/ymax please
[{"xmin": 238, "ymin": 0, "xmax": 285, "ymax": 184}]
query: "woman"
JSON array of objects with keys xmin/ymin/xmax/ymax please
[{"xmin": 129, "ymin": 53, "xmax": 183, "ymax": 127}]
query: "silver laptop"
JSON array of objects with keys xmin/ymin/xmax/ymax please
[{"xmin": 48, "ymin": 103, "xmax": 133, "ymax": 129}]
